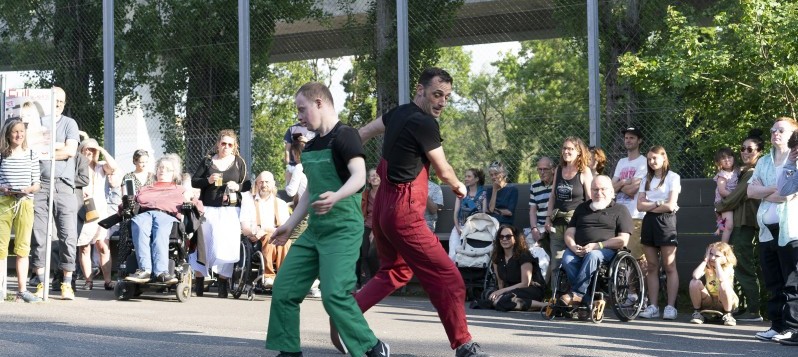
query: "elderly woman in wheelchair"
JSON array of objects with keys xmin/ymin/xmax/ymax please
[
  {"xmin": 543, "ymin": 175, "xmax": 645, "ymax": 322},
  {"xmin": 123, "ymin": 154, "xmax": 196, "ymax": 285}
]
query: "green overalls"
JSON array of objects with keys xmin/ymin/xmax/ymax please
[{"xmin": 265, "ymin": 133, "xmax": 377, "ymax": 356}]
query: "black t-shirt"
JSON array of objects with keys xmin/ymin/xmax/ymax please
[
  {"xmin": 382, "ymin": 103, "xmax": 442, "ymax": 183},
  {"xmin": 303, "ymin": 122, "xmax": 365, "ymax": 185},
  {"xmin": 567, "ymin": 201, "xmax": 634, "ymax": 246},
  {"xmin": 495, "ymin": 251, "xmax": 544, "ymax": 287}
]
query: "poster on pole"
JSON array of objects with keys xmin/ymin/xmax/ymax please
[{"xmin": 3, "ymin": 88, "xmax": 54, "ymax": 158}]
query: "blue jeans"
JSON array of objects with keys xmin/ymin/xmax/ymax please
[
  {"xmin": 131, "ymin": 211, "xmax": 177, "ymax": 275},
  {"xmin": 562, "ymin": 247, "xmax": 616, "ymax": 299}
]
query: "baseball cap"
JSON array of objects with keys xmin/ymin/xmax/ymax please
[{"xmin": 620, "ymin": 127, "xmax": 643, "ymax": 139}]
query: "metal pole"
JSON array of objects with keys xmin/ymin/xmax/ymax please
[
  {"xmin": 396, "ymin": 0, "xmax": 410, "ymax": 105},
  {"xmin": 587, "ymin": 0, "xmax": 601, "ymax": 147},
  {"xmin": 103, "ymin": 0, "xmax": 115, "ymax": 155},
  {"xmin": 0, "ymin": 75, "xmax": 5, "ymax": 122},
  {"xmin": 238, "ymin": 0, "xmax": 252, "ymax": 169}
]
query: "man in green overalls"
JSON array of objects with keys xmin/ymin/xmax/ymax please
[{"xmin": 267, "ymin": 82, "xmax": 389, "ymax": 357}]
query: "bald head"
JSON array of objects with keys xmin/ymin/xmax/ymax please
[
  {"xmin": 591, "ymin": 175, "xmax": 615, "ymax": 209},
  {"xmin": 255, "ymin": 171, "xmax": 276, "ymax": 198},
  {"xmin": 53, "ymin": 86, "xmax": 66, "ymax": 117}
]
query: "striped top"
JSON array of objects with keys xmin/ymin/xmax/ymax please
[
  {"xmin": 529, "ymin": 179, "xmax": 552, "ymax": 227},
  {"xmin": 0, "ymin": 149, "xmax": 41, "ymax": 198}
]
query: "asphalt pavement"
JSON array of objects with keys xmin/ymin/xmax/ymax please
[{"xmin": 1, "ymin": 282, "xmax": 795, "ymax": 357}]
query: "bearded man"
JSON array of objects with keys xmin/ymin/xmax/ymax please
[{"xmin": 557, "ymin": 175, "xmax": 633, "ymax": 307}]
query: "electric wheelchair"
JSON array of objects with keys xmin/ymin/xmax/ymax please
[
  {"xmin": 542, "ymin": 249, "xmax": 645, "ymax": 323},
  {"xmin": 100, "ymin": 196, "xmax": 201, "ymax": 302}
]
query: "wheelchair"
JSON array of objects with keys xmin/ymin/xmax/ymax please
[
  {"xmin": 542, "ymin": 249, "xmax": 645, "ymax": 323},
  {"xmin": 102, "ymin": 197, "xmax": 200, "ymax": 302},
  {"xmin": 229, "ymin": 236, "xmax": 267, "ymax": 300}
]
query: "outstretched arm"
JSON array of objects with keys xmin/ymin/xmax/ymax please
[{"xmin": 359, "ymin": 116, "xmax": 385, "ymax": 144}]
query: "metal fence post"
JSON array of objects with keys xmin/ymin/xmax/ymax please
[
  {"xmin": 397, "ymin": 0, "xmax": 409, "ymax": 105},
  {"xmin": 103, "ymin": 0, "xmax": 115, "ymax": 154},
  {"xmin": 239, "ymin": 0, "xmax": 252, "ymax": 169},
  {"xmin": 587, "ymin": 0, "xmax": 600, "ymax": 148}
]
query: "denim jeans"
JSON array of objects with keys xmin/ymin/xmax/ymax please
[
  {"xmin": 131, "ymin": 211, "xmax": 177, "ymax": 275},
  {"xmin": 562, "ymin": 247, "xmax": 616, "ymax": 300}
]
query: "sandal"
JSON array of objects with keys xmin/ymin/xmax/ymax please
[
  {"xmin": 104, "ymin": 281, "xmax": 114, "ymax": 290},
  {"xmin": 81, "ymin": 280, "xmax": 93, "ymax": 291}
]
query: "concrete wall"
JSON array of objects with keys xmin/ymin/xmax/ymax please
[{"xmin": 436, "ymin": 178, "xmax": 720, "ymax": 288}]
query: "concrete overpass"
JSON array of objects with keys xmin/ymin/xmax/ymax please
[{"xmin": 268, "ymin": 0, "xmax": 716, "ymax": 62}]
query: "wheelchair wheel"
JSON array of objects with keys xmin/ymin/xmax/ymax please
[
  {"xmin": 253, "ymin": 251, "xmax": 265, "ymax": 288},
  {"xmin": 231, "ymin": 239, "xmax": 252, "ymax": 299},
  {"xmin": 541, "ymin": 299, "xmax": 557, "ymax": 320},
  {"xmin": 176, "ymin": 281, "xmax": 191, "ymax": 302},
  {"xmin": 609, "ymin": 252, "xmax": 645, "ymax": 321},
  {"xmin": 114, "ymin": 281, "xmax": 135, "ymax": 301},
  {"xmin": 591, "ymin": 300, "xmax": 606, "ymax": 324}
]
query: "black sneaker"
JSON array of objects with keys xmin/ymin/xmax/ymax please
[
  {"xmin": 455, "ymin": 341, "xmax": 492, "ymax": 357},
  {"xmin": 780, "ymin": 332, "xmax": 798, "ymax": 346},
  {"xmin": 28, "ymin": 275, "xmax": 41, "ymax": 287},
  {"xmin": 125, "ymin": 269, "xmax": 151, "ymax": 283},
  {"xmin": 366, "ymin": 339, "xmax": 390, "ymax": 357},
  {"xmin": 275, "ymin": 352, "xmax": 303, "ymax": 357},
  {"xmin": 157, "ymin": 273, "xmax": 178, "ymax": 284}
]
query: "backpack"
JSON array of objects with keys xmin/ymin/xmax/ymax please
[{"xmin": 454, "ymin": 213, "xmax": 499, "ymax": 268}]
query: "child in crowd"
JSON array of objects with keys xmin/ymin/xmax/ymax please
[
  {"xmin": 689, "ymin": 242, "xmax": 739, "ymax": 326},
  {"xmin": 712, "ymin": 147, "xmax": 738, "ymax": 242}
]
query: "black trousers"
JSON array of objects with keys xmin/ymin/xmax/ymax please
[{"xmin": 778, "ymin": 239, "xmax": 798, "ymax": 332}]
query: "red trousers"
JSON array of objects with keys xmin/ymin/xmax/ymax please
[{"xmin": 355, "ymin": 159, "xmax": 471, "ymax": 349}]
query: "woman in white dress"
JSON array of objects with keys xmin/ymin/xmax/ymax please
[{"xmin": 190, "ymin": 129, "xmax": 250, "ymax": 298}]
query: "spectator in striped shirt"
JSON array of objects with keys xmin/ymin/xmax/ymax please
[
  {"xmin": 528, "ymin": 157, "xmax": 554, "ymax": 266},
  {"xmin": 0, "ymin": 118, "xmax": 42, "ymax": 303}
]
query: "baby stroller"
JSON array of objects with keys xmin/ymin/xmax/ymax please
[
  {"xmin": 454, "ymin": 213, "xmax": 499, "ymax": 300},
  {"xmin": 100, "ymin": 195, "xmax": 202, "ymax": 302}
]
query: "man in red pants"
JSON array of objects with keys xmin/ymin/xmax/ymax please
[{"xmin": 333, "ymin": 67, "xmax": 492, "ymax": 357}]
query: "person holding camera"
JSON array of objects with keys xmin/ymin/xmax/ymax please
[
  {"xmin": 190, "ymin": 129, "xmax": 250, "ymax": 298},
  {"xmin": 76, "ymin": 138, "xmax": 118, "ymax": 291}
]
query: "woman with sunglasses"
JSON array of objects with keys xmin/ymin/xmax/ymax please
[
  {"xmin": 748, "ymin": 117, "xmax": 798, "ymax": 343},
  {"xmin": 714, "ymin": 129, "xmax": 766, "ymax": 323},
  {"xmin": 486, "ymin": 225, "xmax": 547, "ymax": 311},
  {"xmin": 0, "ymin": 119, "xmax": 41, "ymax": 302},
  {"xmin": 191, "ymin": 129, "xmax": 251, "ymax": 298},
  {"xmin": 544, "ymin": 137, "xmax": 593, "ymax": 286}
]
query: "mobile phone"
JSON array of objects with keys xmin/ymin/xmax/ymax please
[{"xmin": 788, "ymin": 130, "xmax": 798, "ymax": 149}]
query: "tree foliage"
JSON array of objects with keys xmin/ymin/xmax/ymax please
[{"xmin": 618, "ymin": 0, "xmax": 798, "ymax": 175}]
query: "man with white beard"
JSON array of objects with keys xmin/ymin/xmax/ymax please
[{"xmin": 557, "ymin": 175, "xmax": 633, "ymax": 308}]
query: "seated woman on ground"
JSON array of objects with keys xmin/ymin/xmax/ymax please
[
  {"xmin": 487, "ymin": 224, "xmax": 547, "ymax": 311},
  {"xmin": 688, "ymin": 241, "xmax": 739, "ymax": 326},
  {"xmin": 124, "ymin": 154, "xmax": 201, "ymax": 284}
]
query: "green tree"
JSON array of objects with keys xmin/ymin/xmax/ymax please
[
  {"xmin": 618, "ymin": 1, "xmax": 798, "ymax": 175},
  {"xmin": 496, "ymin": 39, "xmax": 589, "ymax": 182},
  {"xmin": 251, "ymin": 59, "xmax": 336, "ymax": 185},
  {"xmin": 118, "ymin": 0, "xmax": 324, "ymax": 171}
]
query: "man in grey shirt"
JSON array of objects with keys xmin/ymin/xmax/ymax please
[{"xmin": 30, "ymin": 86, "xmax": 80, "ymax": 300}]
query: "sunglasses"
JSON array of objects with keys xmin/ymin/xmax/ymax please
[
  {"xmin": 770, "ymin": 127, "xmax": 790, "ymax": 134},
  {"xmin": 220, "ymin": 142, "xmax": 235, "ymax": 147},
  {"xmin": 740, "ymin": 146, "xmax": 757, "ymax": 153},
  {"xmin": 499, "ymin": 234, "xmax": 514, "ymax": 241}
]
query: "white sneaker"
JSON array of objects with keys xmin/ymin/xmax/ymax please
[
  {"xmin": 755, "ymin": 329, "xmax": 779, "ymax": 341},
  {"xmin": 262, "ymin": 277, "xmax": 274, "ymax": 287},
  {"xmin": 663, "ymin": 305, "xmax": 678, "ymax": 320},
  {"xmin": 690, "ymin": 311, "xmax": 705, "ymax": 324},
  {"xmin": 773, "ymin": 331, "xmax": 794, "ymax": 342},
  {"xmin": 639, "ymin": 305, "xmax": 660, "ymax": 319},
  {"xmin": 308, "ymin": 288, "xmax": 321, "ymax": 298},
  {"xmin": 722, "ymin": 313, "xmax": 736, "ymax": 326},
  {"xmin": 620, "ymin": 293, "xmax": 639, "ymax": 308}
]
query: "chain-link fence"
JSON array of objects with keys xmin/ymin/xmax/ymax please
[{"xmin": 2, "ymin": 0, "xmax": 788, "ymax": 186}]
